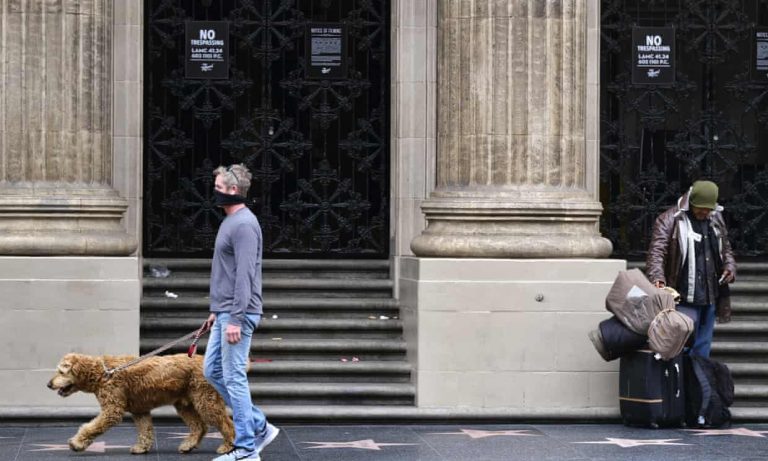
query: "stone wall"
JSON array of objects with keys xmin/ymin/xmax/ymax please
[{"xmin": 401, "ymin": 258, "xmax": 623, "ymax": 411}]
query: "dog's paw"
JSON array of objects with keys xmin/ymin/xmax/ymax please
[
  {"xmin": 68, "ymin": 437, "xmax": 89, "ymax": 452},
  {"xmin": 177, "ymin": 440, "xmax": 198, "ymax": 453},
  {"xmin": 130, "ymin": 444, "xmax": 151, "ymax": 454},
  {"xmin": 216, "ymin": 443, "xmax": 234, "ymax": 454}
]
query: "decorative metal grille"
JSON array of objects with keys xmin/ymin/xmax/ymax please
[
  {"xmin": 601, "ymin": 0, "xmax": 768, "ymax": 259},
  {"xmin": 144, "ymin": 0, "xmax": 389, "ymax": 257}
]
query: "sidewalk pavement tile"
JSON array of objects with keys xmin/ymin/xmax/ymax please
[
  {"xmin": 410, "ymin": 424, "xmax": 586, "ymax": 461},
  {"xmin": 4, "ymin": 423, "xmax": 768, "ymax": 460},
  {"xmin": 285, "ymin": 425, "xmax": 443, "ymax": 461}
]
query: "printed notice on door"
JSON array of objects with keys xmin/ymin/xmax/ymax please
[
  {"xmin": 186, "ymin": 21, "xmax": 229, "ymax": 79},
  {"xmin": 632, "ymin": 27, "xmax": 675, "ymax": 85},
  {"xmin": 306, "ymin": 23, "xmax": 347, "ymax": 79},
  {"xmin": 753, "ymin": 28, "xmax": 768, "ymax": 82}
]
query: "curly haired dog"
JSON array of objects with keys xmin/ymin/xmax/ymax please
[{"xmin": 47, "ymin": 353, "xmax": 234, "ymax": 454}]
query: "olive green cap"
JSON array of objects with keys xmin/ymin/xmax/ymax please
[{"xmin": 689, "ymin": 180, "xmax": 718, "ymax": 209}]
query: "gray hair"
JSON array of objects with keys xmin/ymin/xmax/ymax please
[{"xmin": 213, "ymin": 163, "xmax": 252, "ymax": 197}]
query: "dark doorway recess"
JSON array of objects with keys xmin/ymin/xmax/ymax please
[{"xmin": 144, "ymin": 0, "xmax": 390, "ymax": 258}]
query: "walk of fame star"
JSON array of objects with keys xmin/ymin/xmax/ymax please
[
  {"xmin": 302, "ymin": 439, "xmax": 418, "ymax": 450},
  {"xmin": 29, "ymin": 441, "xmax": 132, "ymax": 452},
  {"xmin": 686, "ymin": 427, "xmax": 768, "ymax": 438},
  {"xmin": 429, "ymin": 429, "xmax": 540, "ymax": 438},
  {"xmin": 164, "ymin": 431, "xmax": 224, "ymax": 439},
  {"xmin": 574, "ymin": 437, "xmax": 691, "ymax": 448}
]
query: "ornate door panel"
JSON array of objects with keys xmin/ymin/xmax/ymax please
[
  {"xmin": 144, "ymin": 0, "xmax": 389, "ymax": 257},
  {"xmin": 601, "ymin": 0, "xmax": 768, "ymax": 259}
]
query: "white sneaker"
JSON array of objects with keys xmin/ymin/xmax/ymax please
[
  {"xmin": 211, "ymin": 448, "xmax": 260, "ymax": 461},
  {"xmin": 254, "ymin": 423, "xmax": 280, "ymax": 453}
]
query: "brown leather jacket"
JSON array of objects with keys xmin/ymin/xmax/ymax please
[{"xmin": 646, "ymin": 191, "xmax": 737, "ymax": 322}]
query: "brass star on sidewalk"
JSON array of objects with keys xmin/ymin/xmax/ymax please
[
  {"xmin": 302, "ymin": 439, "xmax": 418, "ymax": 450},
  {"xmin": 574, "ymin": 437, "xmax": 690, "ymax": 448},
  {"xmin": 29, "ymin": 441, "xmax": 132, "ymax": 452},
  {"xmin": 686, "ymin": 427, "xmax": 768, "ymax": 438},
  {"xmin": 164, "ymin": 431, "xmax": 224, "ymax": 439},
  {"xmin": 429, "ymin": 429, "xmax": 540, "ymax": 439}
]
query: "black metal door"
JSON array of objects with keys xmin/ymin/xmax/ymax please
[
  {"xmin": 144, "ymin": 0, "xmax": 389, "ymax": 258},
  {"xmin": 601, "ymin": 0, "xmax": 768, "ymax": 260}
]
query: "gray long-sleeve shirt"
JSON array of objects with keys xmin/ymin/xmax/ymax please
[{"xmin": 209, "ymin": 207, "xmax": 263, "ymax": 326}]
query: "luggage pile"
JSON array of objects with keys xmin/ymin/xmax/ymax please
[{"xmin": 589, "ymin": 269, "xmax": 735, "ymax": 429}]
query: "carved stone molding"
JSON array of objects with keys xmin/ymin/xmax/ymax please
[
  {"xmin": 412, "ymin": 0, "xmax": 611, "ymax": 258},
  {"xmin": 0, "ymin": 1, "xmax": 136, "ymax": 255}
]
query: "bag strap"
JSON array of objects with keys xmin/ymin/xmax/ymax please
[{"xmin": 691, "ymin": 357, "xmax": 713, "ymax": 422}]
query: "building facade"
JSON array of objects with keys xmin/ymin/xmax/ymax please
[{"xmin": 0, "ymin": 0, "xmax": 765, "ymax": 419}]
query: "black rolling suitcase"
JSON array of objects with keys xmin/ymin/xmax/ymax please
[{"xmin": 619, "ymin": 350, "xmax": 686, "ymax": 428}]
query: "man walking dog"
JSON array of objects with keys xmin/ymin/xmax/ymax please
[{"xmin": 203, "ymin": 164, "xmax": 279, "ymax": 461}]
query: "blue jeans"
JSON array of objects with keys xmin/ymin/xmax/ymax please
[
  {"xmin": 679, "ymin": 303, "xmax": 716, "ymax": 358},
  {"xmin": 203, "ymin": 313, "xmax": 266, "ymax": 452}
]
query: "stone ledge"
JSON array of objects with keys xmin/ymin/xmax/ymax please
[
  {"xmin": 4, "ymin": 405, "xmax": 765, "ymax": 423},
  {"xmin": 0, "ymin": 405, "xmax": 622, "ymax": 423}
]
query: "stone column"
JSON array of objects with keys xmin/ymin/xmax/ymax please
[
  {"xmin": 411, "ymin": 0, "xmax": 611, "ymax": 258},
  {"xmin": 0, "ymin": 0, "xmax": 136, "ymax": 255}
]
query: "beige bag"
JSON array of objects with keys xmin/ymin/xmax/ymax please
[
  {"xmin": 661, "ymin": 286, "xmax": 681, "ymax": 303},
  {"xmin": 648, "ymin": 308, "xmax": 694, "ymax": 361},
  {"xmin": 605, "ymin": 269, "xmax": 671, "ymax": 334}
]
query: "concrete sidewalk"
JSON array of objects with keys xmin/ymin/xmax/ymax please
[{"xmin": 3, "ymin": 422, "xmax": 768, "ymax": 460}]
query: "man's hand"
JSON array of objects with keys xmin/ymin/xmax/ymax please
[
  {"xmin": 225, "ymin": 323, "xmax": 242, "ymax": 344},
  {"xmin": 720, "ymin": 269, "xmax": 735, "ymax": 284},
  {"xmin": 654, "ymin": 280, "xmax": 666, "ymax": 288},
  {"xmin": 205, "ymin": 313, "xmax": 216, "ymax": 330},
  {"xmin": 718, "ymin": 312, "xmax": 732, "ymax": 324}
]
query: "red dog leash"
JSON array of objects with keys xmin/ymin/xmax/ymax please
[
  {"xmin": 187, "ymin": 321, "xmax": 211, "ymax": 357},
  {"xmin": 102, "ymin": 320, "xmax": 210, "ymax": 379}
]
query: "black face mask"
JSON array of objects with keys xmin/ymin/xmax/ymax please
[{"xmin": 213, "ymin": 190, "xmax": 247, "ymax": 207}]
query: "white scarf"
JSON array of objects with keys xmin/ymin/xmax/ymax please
[{"xmin": 677, "ymin": 213, "xmax": 697, "ymax": 304}]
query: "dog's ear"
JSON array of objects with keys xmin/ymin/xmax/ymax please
[
  {"xmin": 58, "ymin": 353, "xmax": 80, "ymax": 374},
  {"xmin": 57, "ymin": 360, "xmax": 73, "ymax": 374}
]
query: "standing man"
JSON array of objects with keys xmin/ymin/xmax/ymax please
[
  {"xmin": 646, "ymin": 180, "xmax": 737, "ymax": 357},
  {"xmin": 203, "ymin": 164, "xmax": 279, "ymax": 461}
]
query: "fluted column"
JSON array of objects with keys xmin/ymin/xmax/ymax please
[
  {"xmin": 411, "ymin": 0, "xmax": 611, "ymax": 258},
  {"xmin": 0, "ymin": 1, "xmax": 136, "ymax": 255}
]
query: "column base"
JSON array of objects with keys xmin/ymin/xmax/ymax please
[
  {"xmin": 412, "ymin": 231, "xmax": 613, "ymax": 258},
  {"xmin": 399, "ymin": 257, "xmax": 625, "ymax": 410},
  {"xmin": 0, "ymin": 256, "xmax": 140, "ymax": 408},
  {"xmin": 0, "ymin": 185, "xmax": 137, "ymax": 256},
  {"xmin": 411, "ymin": 190, "xmax": 613, "ymax": 258}
]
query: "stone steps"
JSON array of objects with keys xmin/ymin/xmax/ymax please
[
  {"xmin": 246, "ymin": 360, "xmax": 412, "ymax": 383},
  {"xmin": 142, "ymin": 317, "xmax": 403, "ymax": 333},
  {"xmin": 140, "ymin": 259, "xmax": 414, "ymax": 409},
  {"xmin": 146, "ymin": 258, "xmax": 391, "ymax": 279},
  {"xmin": 141, "ymin": 297, "xmax": 400, "ymax": 319},
  {"xmin": 144, "ymin": 277, "xmax": 394, "ymax": 299},
  {"xmin": 245, "ymin": 382, "xmax": 415, "ymax": 405},
  {"xmin": 141, "ymin": 337, "xmax": 408, "ymax": 360},
  {"xmin": 734, "ymin": 384, "xmax": 768, "ymax": 401},
  {"xmin": 708, "ymin": 262, "xmax": 768, "ymax": 411}
]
